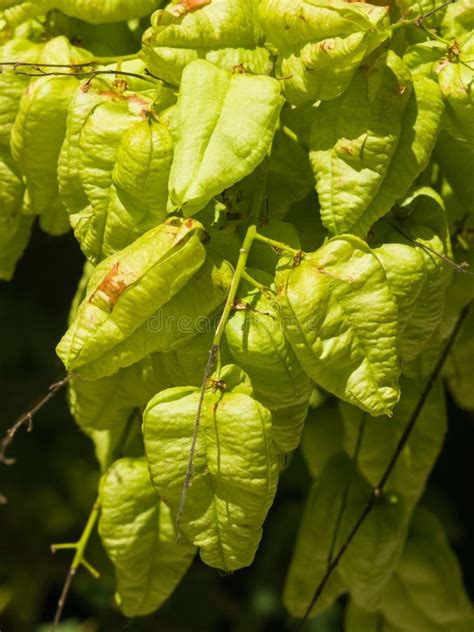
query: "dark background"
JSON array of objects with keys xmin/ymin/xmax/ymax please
[{"xmin": 0, "ymin": 225, "xmax": 472, "ymax": 632}]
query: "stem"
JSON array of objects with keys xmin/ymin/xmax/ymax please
[
  {"xmin": 252, "ymin": 231, "xmax": 299, "ymax": 255},
  {"xmin": 51, "ymin": 498, "xmax": 101, "ymax": 630},
  {"xmin": 241, "ymin": 269, "xmax": 273, "ymax": 295},
  {"xmin": 0, "ymin": 375, "xmax": 70, "ymax": 466},
  {"xmin": 294, "ymin": 301, "xmax": 471, "ymax": 631},
  {"xmin": 391, "ymin": 0, "xmax": 455, "ymax": 32}
]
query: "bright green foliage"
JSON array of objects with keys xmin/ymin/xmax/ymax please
[
  {"xmin": 143, "ymin": 365, "xmax": 279, "ymax": 571},
  {"xmin": 0, "ymin": 0, "xmax": 472, "ymax": 625},
  {"xmin": 10, "ymin": 37, "xmax": 90, "ymax": 234},
  {"xmin": 57, "ymin": 218, "xmax": 208, "ymax": 378},
  {"xmin": 2, "ymin": 0, "xmax": 162, "ymax": 25},
  {"xmin": 259, "ymin": 0, "xmax": 389, "ymax": 105},
  {"xmin": 309, "ymin": 51, "xmax": 412, "ymax": 235},
  {"xmin": 167, "ymin": 59, "xmax": 283, "ymax": 216},
  {"xmin": 99, "ymin": 458, "xmax": 196, "ymax": 616},
  {"xmin": 276, "ymin": 235, "xmax": 400, "ymax": 416},
  {"xmin": 141, "ymin": 0, "xmax": 272, "ymax": 85},
  {"xmin": 226, "ymin": 271, "xmax": 311, "ymax": 452},
  {"xmin": 0, "ymin": 155, "xmax": 32, "ymax": 280},
  {"xmin": 372, "ymin": 187, "xmax": 452, "ymax": 364}
]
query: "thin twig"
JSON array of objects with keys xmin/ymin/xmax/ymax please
[
  {"xmin": 175, "ymin": 344, "xmax": 218, "ymax": 541},
  {"xmin": 327, "ymin": 414, "xmax": 367, "ymax": 565},
  {"xmin": 294, "ymin": 300, "xmax": 471, "ymax": 630},
  {"xmin": 0, "ymin": 375, "xmax": 70, "ymax": 466},
  {"xmin": 392, "ymin": 0, "xmax": 455, "ymax": 31},
  {"xmin": 10, "ymin": 68, "xmax": 157, "ymax": 84},
  {"xmin": 387, "ymin": 219, "xmax": 474, "ymax": 277}
]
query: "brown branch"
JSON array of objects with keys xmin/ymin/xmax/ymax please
[
  {"xmin": 175, "ymin": 344, "xmax": 218, "ymax": 540},
  {"xmin": 387, "ymin": 219, "xmax": 474, "ymax": 277},
  {"xmin": 294, "ymin": 300, "xmax": 471, "ymax": 630},
  {"xmin": 0, "ymin": 375, "xmax": 70, "ymax": 467}
]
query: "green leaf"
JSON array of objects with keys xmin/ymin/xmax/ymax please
[
  {"xmin": 141, "ymin": 0, "xmax": 272, "ymax": 85},
  {"xmin": 57, "ymin": 78, "xmax": 111, "ymax": 215},
  {"xmin": 167, "ymin": 59, "xmax": 283, "ymax": 216},
  {"xmin": 0, "ymin": 153, "xmax": 32, "ymax": 281},
  {"xmin": 444, "ymin": 306, "xmax": 474, "ymax": 410},
  {"xmin": 309, "ymin": 51, "xmax": 412, "ymax": 235},
  {"xmin": 143, "ymin": 365, "xmax": 279, "ymax": 571},
  {"xmin": 56, "ymin": 217, "xmax": 208, "ymax": 378},
  {"xmin": 259, "ymin": 0, "xmax": 390, "ymax": 105},
  {"xmin": 349, "ymin": 73, "xmax": 444, "ymax": 236},
  {"xmin": 300, "ymin": 401, "xmax": 345, "ymax": 479},
  {"xmin": 68, "ymin": 355, "xmax": 171, "ymax": 433},
  {"xmin": 372, "ymin": 188, "xmax": 451, "ymax": 364},
  {"xmin": 437, "ymin": 39, "xmax": 474, "ymax": 145},
  {"xmin": 226, "ymin": 270, "xmax": 311, "ymax": 452},
  {"xmin": 0, "ymin": 37, "xmax": 42, "ymax": 149},
  {"xmin": 276, "ymin": 235, "xmax": 400, "ymax": 416},
  {"xmin": 160, "ymin": 329, "xmax": 233, "ymax": 388},
  {"xmin": 378, "ymin": 507, "xmax": 473, "ymax": 632},
  {"xmin": 340, "ymin": 374, "xmax": 446, "ymax": 513},
  {"xmin": 99, "ymin": 457, "xmax": 196, "ymax": 617},
  {"xmin": 435, "ymin": 130, "xmax": 474, "ymax": 213},
  {"xmin": 264, "ymin": 122, "xmax": 314, "ymax": 219},
  {"xmin": 72, "ymin": 98, "xmax": 149, "ymax": 262},
  {"xmin": 245, "ymin": 221, "xmax": 301, "ymax": 274},
  {"xmin": 345, "ymin": 599, "xmax": 401, "ymax": 632},
  {"xmin": 284, "ymin": 454, "xmax": 407, "ymax": 615},
  {"xmin": 9, "ymin": 37, "xmax": 92, "ymax": 235}
]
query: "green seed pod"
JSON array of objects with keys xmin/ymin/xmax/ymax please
[
  {"xmin": 143, "ymin": 364, "xmax": 279, "ymax": 572},
  {"xmin": 226, "ymin": 269, "xmax": 311, "ymax": 452}
]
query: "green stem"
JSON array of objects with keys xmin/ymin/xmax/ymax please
[
  {"xmin": 213, "ymin": 224, "xmax": 257, "ymax": 349},
  {"xmin": 253, "ymin": 231, "xmax": 299, "ymax": 254},
  {"xmin": 241, "ymin": 269, "xmax": 272, "ymax": 295},
  {"xmin": 52, "ymin": 498, "xmax": 101, "ymax": 630}
]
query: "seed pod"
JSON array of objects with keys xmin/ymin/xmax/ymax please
[{"xmin": 143, "ymin": 364, "xmax": 279, "ymax": 572}]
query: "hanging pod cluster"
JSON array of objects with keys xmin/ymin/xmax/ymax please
[{"xmin": 1, "ymin": 0, "xmax": 473, "ymax": 626}]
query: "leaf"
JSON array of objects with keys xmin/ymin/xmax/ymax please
[
  {"xmin": 259, "ymin": 0, "xmax": 390, "ymax": 105},
  {"xmin": 340, "ymin": 374, "xmax": 447, "ymax": 513},
  {"xmin": 9, "ymin": 36, "xmax": 91, "ymax": 235},
  {"xmin": 276, "ymin": 235, "xmax": 400, "ymax": 416},
  {"xmin": 57, "ymin": 78, "xmax": 111, "ymax": 215},
  {"xmin": 167, "ymin": 59, "xmax": 283, "ymax": 216},
  {"xmin": 264, "ymin": 122, "xmax": 314, "ymax": 219},
  {"xmin": 0, "ymin": 37, "xmax": 42, "ymax": 149},
  {"xmin": 345, "ymin": 599, "xmax": 402, "ymax": 632},
  {"xmin": 72, "ymin": 98, "xmax": 147, "ymax": 262},
  {"xmin": 444, "ymin": 306, "xmax": 474, "ymax": 411},
  {"xmin": 372, "ymin": 188, "xmax": 451, "ymax": 363},
  {"xmin": 160, "ymin": 329, "xmax": 233, "ymax": 388},
  {"xmin": 99, "ymin": 458, "xmax": 196, "ymax": 617},
  {"xmin": 437, "ymin": 39, "xmax": 474, "ymax": 145},
  {"xmin": 435, "ymin": 130, "xmax": 474, "ymax": 212},
  {"xmin": 0, "ymin": 154, "xmax": 32, "ymax": 281},
  {"xmin": 245, "ymin": 221, "xmax": 301, "ymax": 274},
  {"xmin": 300, "ymin": 401, "xmax": 345, "ymax": 479},
  {"xmin": 68, "ymin": 355, "xmax": 171, "ymax": 433},
  {"xmin": 378, "ymin": 507, "xmax": 473, "ymax": 632},
  {"xmin": 226, "ymin": 270, "xmax": 311, "ymax": 452},
  {"xmin": 143, "ymin": 365, "xmax": 279, "ymax": 571},
  {"xmin": 284, "ymin": 454, "xmax": 407, "ymax": 615},
  {"xmin": 309, "ymin": 51, "xmax": 412, "ymax": 235},
  {"xmin": 349, "ymin": 73, "xmax": 444, "ymax": 236},
  {"xmin": 56, "ymin": 217, "xmax": 207, "ymax": 378},
  {"xmin": 141, "ymin": 0, "xmax": 272, "ymax": 85}
]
